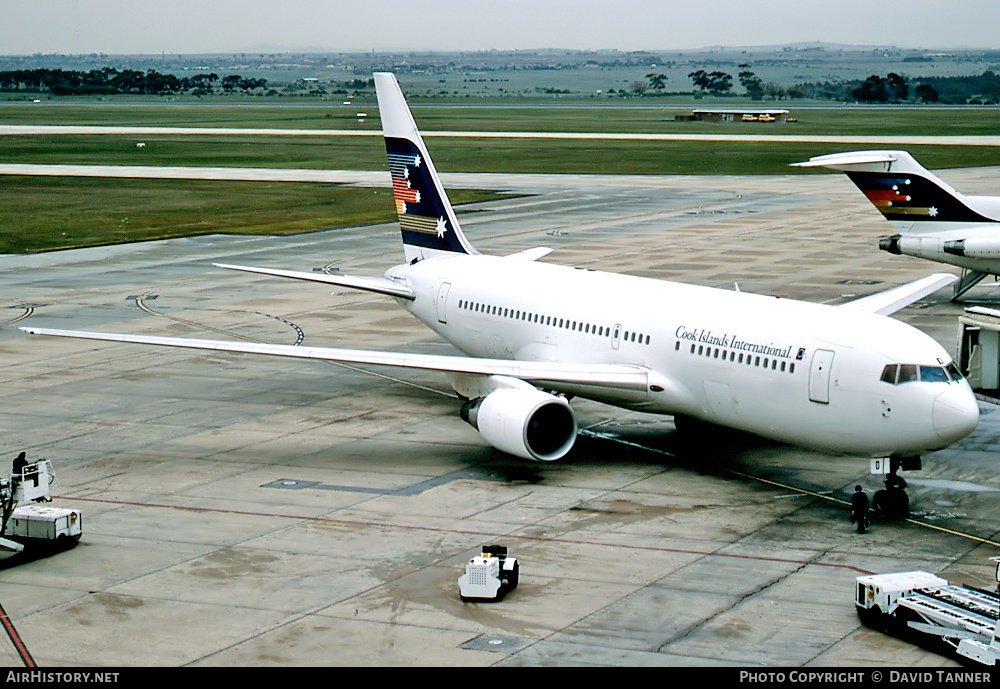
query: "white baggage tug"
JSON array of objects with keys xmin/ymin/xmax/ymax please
[{"xmin": 459, "ymin": 545, "xmax": 519, "ymax": 602}]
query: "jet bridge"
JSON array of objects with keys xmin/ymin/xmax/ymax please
[{"xmin": 958, "ymin": 306, "xmax": 1000, "ymax": 392}]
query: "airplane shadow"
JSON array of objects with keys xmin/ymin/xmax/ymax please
[{"xmin": 474, "ymin": 417, "xmax": 810, "ymax": 489}]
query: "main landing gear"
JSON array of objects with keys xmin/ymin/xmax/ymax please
[{"xmin": 871, "ymin": 455, "xmax": 918, "ymax": 520}]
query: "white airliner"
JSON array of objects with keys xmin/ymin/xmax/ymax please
[
  {"xmin": 795, "ymin": 151, "xmax": 1000, "ymax": 300},
  {"xmin": 22, "ymin": 74, "xmax": 979, "ymax": 471}
]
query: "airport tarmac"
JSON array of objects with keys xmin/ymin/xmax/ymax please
[{"xmin": 2, "ymin": 168, "xmax": 1000, "ymax": 667}]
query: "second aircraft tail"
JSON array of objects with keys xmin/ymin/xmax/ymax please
[{"xmin": 793, "ymin": 150, "xmax": 1000, "ymax": 230}]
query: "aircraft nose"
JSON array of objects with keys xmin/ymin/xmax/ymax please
[{"xmin": 933, "ymin": 385, "xmax": 980, "ymax": 443}]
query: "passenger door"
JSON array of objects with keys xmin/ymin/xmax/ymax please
[
  {"xmin": 809, "ymin": 349, "xmax": 835, "ymax": 404},
  {"xmin": 436, "ymin": 282, "xmax": 451, "ymax": 324}
]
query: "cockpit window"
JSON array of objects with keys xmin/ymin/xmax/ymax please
[
  {"xmin": 881, "ymin": 362, "xmax": 963, "ymax": 385},
  {"xmin": 946, "ymin": 363, "xmax": 965, "ymax": 381},
  {"xmin": 897, "ymin": 364, "xmax": 919, "ymax": 384},
  {"xmin": 919, "ymin": 366, "xmax": 949, "ymax": 383},
  {"xmin": 880, "ymin": 364, "xmax": 898, "ymax": 384}
]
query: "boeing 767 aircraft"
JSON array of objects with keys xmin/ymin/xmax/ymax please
[{"xmin": 22, "ymin": 74, "xmax": 978, "ymax": 486}]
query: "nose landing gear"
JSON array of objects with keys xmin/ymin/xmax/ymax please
[{"xmin": 871, "ymin": 455, "xmax": 917, "ymax": 520}]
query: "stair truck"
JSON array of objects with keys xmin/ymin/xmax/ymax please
[{"xmin": 0, "ymin": 459, "xmax": 81, "ymax": 553}]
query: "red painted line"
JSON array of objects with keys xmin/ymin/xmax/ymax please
[
  {"xmin": 68, "ymin": 495, "xmax": 874, "ymax": 576},
  {"xmin": 0, "ymin": 602, "xmax": 36, "ymax": 668}
]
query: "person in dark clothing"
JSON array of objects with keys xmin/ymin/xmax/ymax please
[
  {"xmin": 851, "ymin": 485, "xmax": 870, "ymax": 533},
  {"xmin": 11, "ymin": 452, "xmax": 27, "ymax": 484}
]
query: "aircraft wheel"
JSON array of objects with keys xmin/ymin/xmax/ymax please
[{"xmin": 873, "ymin": 488, "xmax": 909, "ymax": 519}]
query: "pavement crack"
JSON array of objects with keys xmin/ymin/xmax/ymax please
[{"xmin": 657, "ymin": 554, "xmax": 820, "ymax": 654}]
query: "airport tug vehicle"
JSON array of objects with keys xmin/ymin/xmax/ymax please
[
  {"xmin": 855, "ymin": 560, "xmax": 1000, "ymax": 666},
  {"xmin": 0, "ymin": 459, "xmax": 81, "ymax": 553},
  {"xmin": 459, "ymin": 545, "xmax": 519, "ymax": 602}
]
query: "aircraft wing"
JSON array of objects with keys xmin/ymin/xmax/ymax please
[
  {"xmin": 213, "ymin": 263, "xmax": 415, "ymax": 300},
  {"xmin": 838, "ymin": 273, "xmax": 957, "ymax": 315},
  {"xmin": 505, "ymin": 247, "xmax": 553, "ymax": 261},
  {"xmin": 19, "ymin": 327, "xmax": 652, "ymax": 392}
]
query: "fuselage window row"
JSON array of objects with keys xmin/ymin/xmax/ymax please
[
  {"xmin": 686, "ymin": 341, "xmax": 795, "ymax": 374},
  {"xmin": 457, "ymin": 299, "xmax": 651, "ymax": 345}
]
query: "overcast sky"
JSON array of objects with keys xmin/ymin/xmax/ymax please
[{"xmin": 2, "ymin": 0, "xmax": 998, "ymax": 55}]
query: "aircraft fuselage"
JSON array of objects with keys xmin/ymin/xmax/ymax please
[{"xmin": 389, "ymin": 253, "xmax": 978, "ymax": 457}]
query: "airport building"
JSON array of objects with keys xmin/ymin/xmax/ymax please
[{"xmin": 676, "ymin": 109, "xmax": 790, "ymax": 123}]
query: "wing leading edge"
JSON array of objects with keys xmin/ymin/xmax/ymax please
[
  {"xmin": 213, "ymin": 263, "xmax": 415, "ymax": 300},
  {"xmin": 19, "ymin": 326, "xmax": 652, "ymax": 393},
  {"xmin": 839, "ymin": 273, "xmax": 957, "ymax": 315}
]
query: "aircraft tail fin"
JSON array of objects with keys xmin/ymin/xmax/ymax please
[
  {"xmin": 375, "ymin": 72, "xmax": 478, "ymax": 261},
  {"xmin": 793, "ymin": 151, "xmax": 998, "ymax": 227}
]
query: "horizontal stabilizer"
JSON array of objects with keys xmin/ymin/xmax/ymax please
[
  {"xmin": 19, "ymin": 327, "xmax": 653, "ymax": 392},
  {"xmin": 213, "ymin": 263, "xmax": 415, "ymax": 300},
  {"xmin": 505, "ymin": 247, "xmax": 553, "ymax": 262},
  {"xmin": 839, "ymin": 273, "xmax": 957, "ymax": 315},
  {"xmin": 792, "ymin": 152, "xmax": 898, "ymax": 171}
]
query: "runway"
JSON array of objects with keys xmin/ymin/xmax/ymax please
[
  {"xmin": 2, "ymin": 169, "xmax": 1000, "ymax": 666},
  {"xmin": 3, "ymin": 124, "xmax": 1000, "ymax": 146}
]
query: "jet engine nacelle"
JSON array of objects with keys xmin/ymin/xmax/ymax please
[
  {"xmin": 460, "ymin": 387, "xmax": 577, "ymax": 462},
  {"xmin": 879, "ymin": 234, "xmax": 902, "ymax": 255},
  {"xmin": 943, "ymin": 238, "xmax": 1000, "ymax": 259}
]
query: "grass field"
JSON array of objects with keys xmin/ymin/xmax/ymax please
[
  {"xmin": 2, "ymin": 100, "xmax": 1000, "ymax": 253},
  {"xmin": 0, "ymin": 176, "xmax": 504, "ymax": 253},
  {"xmin": 4, "ymin": 133, "xmax": 999, "ymax": 176},
  {"xmin": 5, "ymin": 101, "xmax": 1000, "ymax": 136}
]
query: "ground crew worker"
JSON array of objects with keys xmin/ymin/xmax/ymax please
[
  {"xmin": 11, "ymin": 452, "xmax": 26, "ymax": 486},
  {"xmin": 851, "ymin": 485, "xmax": 870, "ymax": 534}
]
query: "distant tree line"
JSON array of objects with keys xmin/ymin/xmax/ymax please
[
  {"xmin": 905, "ymin": 71, "xmax": 1000, "ymax": 105},
  {"xmin": 335, "ymin": 78, "xmax": 374, "ymax": 91},
  {"xmin": 669, "ymin": 66, "xmax": 1000, "ymax": 105},
  {"xmin": 0, "ymin": 68, "xmax": 267, "ymax": 96},
  {"xmin": 795, "ymin": 72, "xmax": 1000, "ymax": 104},
  {"xmin": 680, "ymin": 67, "xmax": 801, "ymax": 99},
  {"xmin": 687, "ymin": 69, "xmax": 733, "ymax": 95}
]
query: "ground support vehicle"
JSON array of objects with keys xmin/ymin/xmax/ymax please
[
  {"xmin": 459, "ymin": 545, "xmax": 519, "ymax": 602},
  {"xmin": 0, "ymin": 460, "xmax": 80, "ymax": 553},
  {"xmin": 4, "ymin": 504, "xmax": 82, "ymax": 549},
  {"xmin": 856, "ymin": 569, "xmax": 1000, "ymax": 665}
]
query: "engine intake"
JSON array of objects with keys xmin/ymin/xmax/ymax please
[{"xmin": 461, "ymin": 387, "xmax": 577, "ymax": 461}]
